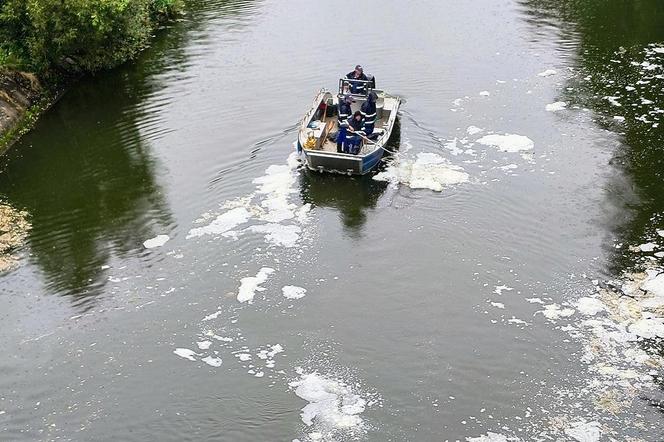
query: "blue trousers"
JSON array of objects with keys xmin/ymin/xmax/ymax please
[{"xmin": 345, "ymin": 135, "xmax": 360, "ymax": 154}]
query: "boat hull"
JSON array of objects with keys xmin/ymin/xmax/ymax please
[
  {"xmin": 297, "ymin": 87, "xmax": 400, "ymax": 176},
  {"xmin": 299, "ymin": 143, "xmax": 384, "ymax": 175}
]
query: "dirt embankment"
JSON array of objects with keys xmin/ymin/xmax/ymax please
[{"xmin": 0, "ymin": 70, "xmax": 44, "ymax": 152}]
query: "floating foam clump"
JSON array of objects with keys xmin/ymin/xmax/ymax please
[
  {"xmin": 466, "ymin": 432, "xmax": 512, "ymax": 442},
  {"xmin": 247, "ymin": 224, "xmax": 302, "ymax": 248},
  {"xmin": 629, "ymin": 318, "xmax": 664, "ymax": 339},
  {"xmin": 477, "ymin": 134, "xmax": 534, "ymax": 152},
  {"xmin": 538, "ymin": 304, "xmax": 575, "ymax": 320},
  {"xmin": 545, "ymin": 101, "xmax": 567, "ymax": 112},
  {"xmin": 373, "ymin": 153, "xmax": 469, "ymax": 192},
  {"xmin": 237, "ymin": 267, "xmax": 275, "ymax": 303},
  {"xmin": 538, "ymin": 69, "xmax": 557, "ymax": 77},
  {"xmin": 202, "ymin": 356, "xmax": 222, "ymax": 367},
  {"xmin": 641, "ymin": 273, "xmax": 664, "ymax": 298},
  {"xmin": 143, "ymin": 234, "xmax": 169, "ymax": 249},
  {"xmin": 564, "ymin": 421, "xmax": 601, "ymax": 442},
  {"xmin": 187, "ymin": 207, "xmax": 251, "ymax": 239},
  {"xmin": 638, "ymin": 242, "xmax": 658, "ymax": 252},
  {"xmin": 576, "ymin": 297, "xmax": 607, "ymax": 316},
  {"xmin": 289, "ymin": 372, "xmax": 366, "ymax": 432},
  {"xmin": 283, "ymin": 285, "xmax": 307, "ymax": 299},
  {"xmin": 173, "ymin": 348, "xmax": 197, "ymax": 361}
]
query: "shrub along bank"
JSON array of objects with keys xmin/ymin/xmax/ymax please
[{"xmin": 0, "ymin": 0, "xmax": 184, "ymax": 151}]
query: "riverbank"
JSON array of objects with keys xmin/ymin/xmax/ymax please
[{"xmin": 0, "ymin": 71, "xmax": 41, "ymax": 152}]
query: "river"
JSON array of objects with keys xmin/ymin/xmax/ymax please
[{"xmin": 1, "ymin": 0, "xmax": 663, "ymax": 441}]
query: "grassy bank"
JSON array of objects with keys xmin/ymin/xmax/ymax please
[{"xmin": 0, "ymin": 0, "xmax": 184, "ymax": 152}]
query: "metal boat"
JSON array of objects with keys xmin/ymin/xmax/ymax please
[{"xmin": 297, "ymin": 79, "xmax": 401, "ymax": 175}]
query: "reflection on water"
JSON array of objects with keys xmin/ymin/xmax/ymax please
[
  {"xmin": 522, "ymin": 0, "xmax": 664, "ymax": 274},
  {"xmin": 0, "ymin": 74, "xmax": 172, "ymax": 310},
  {"xmin": 522, "ymin": 0, "xmax": 664, "ymax": 409},
  {"xmin": 300, "ymin": 172, "xmax": 388, "ymax": 234},
  {"xmin": 299, "ymin": 120, "xmax": 400, "ymax": 235},
  {"xmin": 0, "ymin": 0, "xmax": 262, "ymax": 310}
]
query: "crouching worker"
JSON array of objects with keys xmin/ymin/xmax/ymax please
[
  {"xmin": 336, "ymin": 95, "xmax": 354, "ymax": 153},
  {"xmin": 345, "ymin": 111, "xmax": 365, "ymax": 154}
]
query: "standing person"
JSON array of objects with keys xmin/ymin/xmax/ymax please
[
  {"xmin": 345, "ymin": 111, "xmax": 365, "ymax": 154},
  {"xmin": 336, "ymin": 95, "xmax": 354, "ymax": 153},
  {"xmin": 346, "ymin": 65, "xmax": 368, "ymax": 95},
  {"xmin": 360, "ymin": 91, "xmax": 377, "ymax": 137}
]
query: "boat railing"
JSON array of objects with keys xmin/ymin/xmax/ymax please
[{"xmin": 338, "ymin": 78, "xmax": 374, "ymax": 97}]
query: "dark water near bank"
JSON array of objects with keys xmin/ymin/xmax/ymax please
[{"xmin": 1, "ymin": 0, "xmax": 663, "ymax": 440}]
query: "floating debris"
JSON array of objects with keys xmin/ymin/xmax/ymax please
[{"xmin": 0, "ymin": 202, "xmax": 31, "ymax": 272}]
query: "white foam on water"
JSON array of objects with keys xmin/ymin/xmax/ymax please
[
  {"xmin": 490, "ymin": 302, "xmax": 505, "ymax": 309},
  {"xmin": 444, "ymin": 138, "xmax": 464, "ymax": 155},
  {"xmin": 197, "ymin": 340, "xmax": 212, "ymax": 350},
  {"xmin": 467, "ymin": 126, "xmax": 484, "ymax": 135},
  {"xmin": 186, "ymin": 207, "xmax": 251, "ymax": 239},
  {"xmin": 538, "ymin": 304, "xmax": 575, "ymax": 320},
  {"xmin": 247, "ymin": 224, "xmax": 302, "ymax": 248},
  {"xmin": 507, "ymin": 317, "xmax": 529, "ymax": 326},
  {"xmin": 657, "ymin": 229, "xmax": 664, "ymax": 238},
  {"xmin": 575, "ymin": 297, "xmax": 606, "ymax": 316},
  {"xmin": 638, "ymin": 242, "xmax": 657, "ymax": 252},
  {"xmin": 613, "ymin": 116, "xmax": 625, "ymax": 122},
  {"xmin": 283, "ymin": 285, "xmax": 307, "ymax": 299},
  {"xmin": 202, "ymin": 356, "xmax": 222, "ymax": 367},
  {"xmin": 289, "ymin": 372, "xmax": 367, "ymax": 435},
  {"xmin": 642, "ymin": 273, "xmax": 664, "ymax": 297},
  {"xmin": 477, "ymin": 134, "xmax": 534, "ymax": 152},
  {"xmin": 498, "ymin": 164, "xmax": 518, "ymax": 171},
  {"xmin": 604, "ymin": 96, "xmax": 622, "ymax": 107},
  {"xmin": 143, "ymin": 234, "xmax": 170, "ymax": 249},
  {"xmin": 479, "ymin": 91, "xmax": 491, "ymax": 96},
  {"xmin": 526, "ymin": 297, "xmax": 544, "ymax": 304},
  {"xmin": 564, "ymin": 421, "xmax": 601, "ymax": 442},
  {"xmin": 545, "ymin": 101, "xmax": 567, "ymax": 112},
  {"xmin": 628, "ymin": 318, "xmax": 664, "ymax": 339},
  {"xmin": 252, "ymin": 160, "xmax": 300, "ymax": 223},
  {"xmin": 538, "ymin": 69, "xmax": 557, "ymax": 77},
  {"xmin": 202, "ymin": 310, "xmax": 222, "ymax": 321},
  {"xmin": 494, "ymin": 285, "xmax": 513, "ymax": 295},
  {"xmin": 373, "ymin": 153, "xmax": 469, "ymax": 192},
  {"xmin": 237, "ymin": 267, "xmax": 275, "ymax": 303},
  {"xmin": 466, "ymin": 432, "xmax": 512, "ymax": 442},
  {"xmin": 174, "ymin": 348, "xmax": 197, "ymax": 361},
  {"xmin": 236, "ymin": 353, "xmax": 252, "ymax": 361}
]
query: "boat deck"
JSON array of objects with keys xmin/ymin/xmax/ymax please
[{"xmin": 311, "ymin": 116, "xmax": 389, "ymax": 155}]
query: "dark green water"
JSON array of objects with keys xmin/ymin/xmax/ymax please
[{"xmin": 1, "ymin": 1, "xmax": 663, "ymax": 441}]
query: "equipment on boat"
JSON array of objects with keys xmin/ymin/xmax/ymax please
[{"xmin": 297, "ymin": 78, "xmax": 401, "ymax": 175}]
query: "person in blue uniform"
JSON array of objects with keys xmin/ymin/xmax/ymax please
[
  {"xmin": 336, "ymin": 95, "xmax": 354, "ymax": 153},
  {"xmin": 345, "ymin": 111, "xmax": 365, "ymax": 154},
  {"xmin": 360, "ymin": 91, "xmax": 377, "ymax": 137},
  {"xmin": 346, "ymin": 65, "xmax": 368, "ymax": 95}
]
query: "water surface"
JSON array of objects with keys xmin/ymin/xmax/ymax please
[{"xmin": 1, "ymin": 0, "xmax": 663, "ymax": 440}]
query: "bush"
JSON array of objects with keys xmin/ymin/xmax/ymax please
[{"xmin": 0, "ymin": 0, "xmax": 183, "ymax": 73}]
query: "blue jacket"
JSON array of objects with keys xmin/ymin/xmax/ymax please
[
  {"xmin": 346, "ymin": 116, "xmax": 364, "ymax": 138},
  {"xmin": 360, "ymin": 98, "xmax": 377, "ymax": 132},
  {"xmin": 338, "ymin": 101, "xmax": 352, "ymax": 126},
  {"xmin": 346, "ymin": 71, "xmax": 368, "ymax": 94}
]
